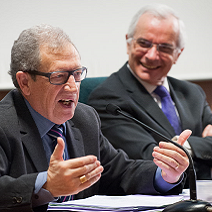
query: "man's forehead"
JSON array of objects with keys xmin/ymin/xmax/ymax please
[
  {"xmin": 135, "ymin": 13, "xmax": 179, "ymax": 42},
  {"xmin": 39, "ymin": 43, "xmax": 81, "ymax": 71},
  {"xmin": 40, "ymin": 42, "xmax": 77, "ymax": 54},
  {"xmin": 137, "ymin": 13, "xmax": 179, "ymax": 31}
]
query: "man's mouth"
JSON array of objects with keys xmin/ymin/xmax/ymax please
[
  {"xmin": 59, "ymin": 99, "xmax": 73, "ymax": 106},
  {"xmin": 141, "ymin": 62, "xmax": 160, "ymax": 70}
]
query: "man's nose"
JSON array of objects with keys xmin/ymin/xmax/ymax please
[
  {"xmin": 64, "ymin": 75, "xmax": 79, "ymax": 91},
  {"xmin": 145, "ymin": 44, "xmax": 159, "ymax": 60}
]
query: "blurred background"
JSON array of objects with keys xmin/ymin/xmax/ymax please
[{"xmin": 0, "ymin": 0, "xmax": 212, "ymax": 106}]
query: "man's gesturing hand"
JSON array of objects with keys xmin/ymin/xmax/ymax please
[
  {"xmin": 43, "ymin": 137, "xmax": 104, "ymax": 197},
  {"xmin": 152, "ymin": 130, "xmax": 192, "ymax": 184}
]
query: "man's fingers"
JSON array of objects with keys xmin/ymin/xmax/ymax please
[
  {"xmin": 177, "ymin": 129, "xmax": 192, "ymax": 146},
  {"xmin": 64, "ymin": 159, "xmax": 103, "ymax": 181},
  {"xmin": 78, "ymin": 173, "xmax": 102, "ymax": 189},
  {"xmin": 63, "ymin": 162, "xmax": 103, "ymax": 196},
  {"xmin": 157, "ymin": 142, "xmax": 186, "ymax": 157},
  {"xmin": 72, "ymin": 160, "xmax": 101, "ymax": 176},
  {"xmin": 76, "ymin": 165, "xmax": 104, "ymax": 194},
  {"xmin": 153, "ymin": 148, "xmax": 179, "ymax": 169},
  {"xmin": 202, "ymin": 124, "xmax": 212, "ymax": 137},
  {"xmin": 64, "ymin": 155, "xmax": 98, "ymax": 169},
  {"xmin": 78, "ymin": 163, "xmax": 103, "ymax": 182}
]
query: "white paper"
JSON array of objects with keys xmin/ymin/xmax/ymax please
[{"xmin": 48, "ymin": 189, "xmax": 190, "ymax": 211}]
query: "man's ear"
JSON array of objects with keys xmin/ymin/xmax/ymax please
[
  {"xmin": 126, "ymin": 34, "xmax": 131, "ymax": 55},
  {"xmin": 16, "ymin": 71, "xmax": 31, "ymax": 95}
]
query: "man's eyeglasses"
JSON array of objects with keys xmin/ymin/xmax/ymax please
[
  {"xmin": 130, "ymin": 37, "xmax": 176, "ymax": 55},
  {"xmin": 24, "ymin": 67, "xmax": 87, "ymax": 85}
]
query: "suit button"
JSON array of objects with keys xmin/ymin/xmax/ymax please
[
  {"xmin": 34, "ymin": 194, "xmax": 39, "ymax": 199},
  {"xmin": 17, "ymin": 197, "xmax": 22, "ymax": 203},
  {"xmin": 12, "ymin": 196, "xmax": 23, "ymax": 204}
]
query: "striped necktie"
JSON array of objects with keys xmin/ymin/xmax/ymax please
[
  {"xmin": 48, "ymin": 124, "xmax": 67, "ymax": 160},
  {"xmin": 48, "ymin": 124, "xmax": 73, "ymax": 202},
  {"xmin": 154, "ymin": 86, "xmax": 182, "ymax": 135}
]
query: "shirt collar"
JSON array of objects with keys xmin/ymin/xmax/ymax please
[{"xmin": 127, "ymin": 63, "xmax": 170, "ymax": 94}]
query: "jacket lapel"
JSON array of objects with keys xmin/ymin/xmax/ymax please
[
  {"xmin": 13, "ymin": 90, "xmax": 48, "ymax": 172},
  {"xmin": 21, "ymin": 128, "xmax": 48, "ymax": 172},
  {"xmin": 65, "ymin": 120, "xmax": 85, "ymax": 159}
]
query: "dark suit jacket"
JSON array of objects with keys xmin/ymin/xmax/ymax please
[
  {"xmin": 0, "ymin": 89, "xmax": 184, "ymax": 212},
  {"xmin": 88, "ymin": 62, "xmax": 212, "ymax": 182}
]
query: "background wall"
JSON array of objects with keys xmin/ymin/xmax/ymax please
[{"xmin": 0, "ymin": 0, "xmax": 212, "ymax": 90}]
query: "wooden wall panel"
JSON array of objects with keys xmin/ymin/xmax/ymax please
[{"xmin": 189, "ymin": 79, "xmax": 212, "ymax": 109}]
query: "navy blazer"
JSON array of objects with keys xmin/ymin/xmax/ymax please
[
  {"xmin": 0, "ymin": 89, "xmax": 184, "ymax": 212},
  {"xmin": 88, "ymin": 62, "xmax": 212, "ymax": 182}
]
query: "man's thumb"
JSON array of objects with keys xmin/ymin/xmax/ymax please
[
  {"xmin": 177, "ymin": 129, "xmax": 192, "ymax": 146},
  {"xmin": 51, "ymin": 137, "xmax": 65, "ymax": 161}
]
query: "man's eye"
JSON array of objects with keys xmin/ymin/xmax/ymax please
[
  {"xmin": 52, "ymin": 73, "xmax": 66, "ymax": 79},
  {"xmin": 56, "ymin": 74, "xmax": 64, "ymax": 78},
  {"xmin": 159, "ymin": 45, "xmax": 174, "ymax": 53},
  {"xmin": 74, "ymin": 71, "xmax": 82, "ymax": 76},
  {"xmin": 137, "ymin": 40, "xmax": 151, "ymax": 48}
]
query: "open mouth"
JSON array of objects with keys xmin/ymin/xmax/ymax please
[
  {"xmin": 141, "ymin": 62, "xmax": 160, "ymax": 70},
  {"xmin": 59, "ymin": 99, "xmax": 73, "ymax": 106}
]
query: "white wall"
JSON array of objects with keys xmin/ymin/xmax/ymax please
[{"xmin": 0, "ymin": 0, "xmax": 212, "ymax": 89}]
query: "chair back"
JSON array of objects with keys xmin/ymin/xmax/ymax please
[{"xmin": 79, "ymin": 77, "xmax": 107, "ymax": 104}]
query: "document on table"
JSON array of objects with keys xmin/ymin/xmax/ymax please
[{"xmin": 48, "ymin": 189, "xmax": 190, "ymax": 211}]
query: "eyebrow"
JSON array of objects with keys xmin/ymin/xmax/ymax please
[{"xmin": 50, "ymin": 67, "xmax": 82, "ymax": 72}]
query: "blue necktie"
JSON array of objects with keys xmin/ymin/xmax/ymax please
[
  {"xmin": 154, "ymin": 86, "xmax": 182, "ymax": 135},
  {"xmin": 48, "ymin": 125, "xmax": 73, "ymax": 202}
]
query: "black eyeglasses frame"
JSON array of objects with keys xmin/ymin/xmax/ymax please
[{"xmin": 23, "ymin": 67, "xmax": 87, "ymax": 85}]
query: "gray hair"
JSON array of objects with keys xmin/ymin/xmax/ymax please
[
  {"xmin": 9, "ymin": 24, "xmax": 75, "ymax": 88},
  {"xmin": 127, "ymin": 4, "xmax": 186, "ymax": 50}
]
